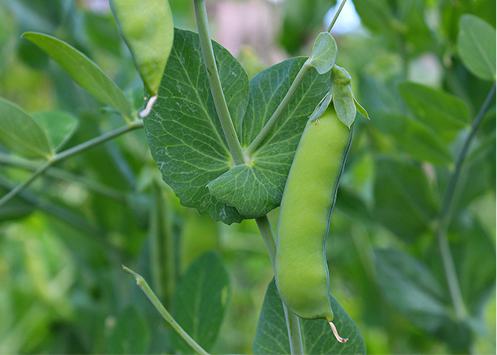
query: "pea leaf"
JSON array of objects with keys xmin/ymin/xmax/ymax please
[
  {"xmin": 111, "ymin": 0, "xmax": 174, "ymax": 95},
  {"xmin": 32, "ymin": 111, "xmax": 78, "ymax": 152},
  {"xmin": 172, "ymin": 252, "xmax": 230, "ymax": 353},
  {"xmin": 146, "ymin": 29, "xmax": 330, "ymax": 222},
  {"xmin": 253, "ymin": 280, "xmax": 365, "ymax": 355},
  {"xmin": 373, "ymin": 157, "xmax": 438, "ymax": 241},
  {"xmin": 399, "ymin": 82, "xmax": 470, "ymax": 141},
  {"xmin": 106, "ymin": 306, "xmax": 150, "ymax": 354},
  {"xmin": 22, "ymin": 32, "xmax": 132, "ymax": 118},
  {"xmin": 0, "ymin": 97, "xmax": 52, "ymax": 159},
  {"xmin": 208, "ymin": 58, "xmax": 330, "ymax": 218},
  {"xmin": 458, "ymin": 15, "xmax": 496, "ymax": 81},
  {"xmin": 307, "ymin": 32, "xmax": 338, "ymax": 74},
  {"xmin": 144, "ymin": 29, "xmax": 249, "ymax": 224},
  {"xmin": 374, "ymin": 249, "xmax": 448, "ymax": 331}
]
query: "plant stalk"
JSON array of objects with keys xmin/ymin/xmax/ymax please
[
  {"xmin": 437, "ymin": 83, "xmax": 495, "ymax": 320},
  {"xmin": 0, "ymin": 120, "xmax": 143, "ymax": 208},
  {"xmin": 193, "ymin": 0, "xmax": 245, "ymax": 165},
  {"xmin": 327, "ymin": 0, "xmax": 348, "ymax": 32},
  {"xmin": 123, "ymin": 266, "xmax": 209, "ymax": 355}
]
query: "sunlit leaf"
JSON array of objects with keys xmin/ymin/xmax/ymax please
[
  {"xmin": 23, "ymin": 32, "xmax": 133, "ymax": 118},
  {"xmin": 111, "ymin": 0, "xmax": 174, "ymax": 95},
  {"xmin": 32, "ymin": 111, "xmax": 78, "ymax": 152}
]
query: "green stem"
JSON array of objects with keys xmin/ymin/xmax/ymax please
[
  {"xmin": 193, "ymin": 0, "xmax": 245, "ymax": 165},
  {"xmin": 327, "ymin": 0, "xmax": 348, "ymax": 32},
  {"xmin": 123, "ymin": 266, "xmax": 209, "ymax": 355},
  {"xmin": 256, "ymin": 217, "xmax": 305, "ymax": 355},
  {"xmin": 0, "ymin": 120, "xmax": 143, "ymax": 208},
  {"xmin": 247, "ymin": 65, "xmax": 311, "ymax": 154},
  {"xmin": 0, "ymin": 153, "xmax": 126, "ymax": 202},
  {"xmin": 437, "ymin": 83, "xmax": 495, "ymax": 320}
]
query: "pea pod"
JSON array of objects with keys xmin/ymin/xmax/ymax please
[{"xmin": 275, "ymin": 111, "xmax": 351, "ymax": 342}]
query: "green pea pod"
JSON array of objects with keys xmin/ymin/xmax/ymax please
[{"xmin": 275, "ymin": 111, "xmax": 351, "ymax": 342}]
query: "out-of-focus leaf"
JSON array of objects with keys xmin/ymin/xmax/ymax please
[
  {"xmin": 172, "ymin": 252, "xmax": 230, "ymax": 353},
  {"xmin": 253, "ymin": 280, "xmax": 365, "ymax": 354},
  {"xmin": 0, "ymin": 97, "xmax": 52, "ymax": 159},
  {"xmin": 32, "ymin": 111, "xmax": 78, "ymax": 152},
  {"xmin": 107, "ymin": 306, "xmax": 150, "ymax": 354},
  {"xmin": 399, "ymin": 82, "xmax": 470, "ymax": 141},
  {"xmin": 307, "ymin": 32, "xmax": 337, "ymax": 74},
  {"xmin": 0, "ymin": 185, "xmax": 33, "ymax": 221},
  {"xmin": 23, "ymin": 32, "xmax": 132, "ymax": 118},
  {"xmin": 373, "ymin": 157, "xmax": 438, "ymax": 240},
  {"xmin": 111, "ymin": 0, "xmax": 174, "ymax": 95},
  {"xmin": 374, "ymin": 249, "xmax": 448, "ymax": 331},
  {"xmin": 379, "ymin": 113, "xmax": 452, "ymax": 165},
  {"xmin": 458, "ymin": 15, "xmax": 496, "ymax": 81}
]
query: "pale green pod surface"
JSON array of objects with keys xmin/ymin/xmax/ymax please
[{"xmin": 275, "ymin": 112, "xmax": 349, "ymax": 321}]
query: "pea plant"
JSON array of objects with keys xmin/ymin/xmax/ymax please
[{"xmin": 0, "ymin": 0, "xmax": 495, "ymax": 354}]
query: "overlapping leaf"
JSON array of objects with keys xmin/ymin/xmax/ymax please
[
  {"xmin": 145, "ymin": 29, "xmax": 330, "ymax": 223},
  {"xmin": 253, "ymin": 280, "xmax": 365, "ymax": 354}
]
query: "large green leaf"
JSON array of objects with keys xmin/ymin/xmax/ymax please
[
  {"xmin": 373, "ymin": 157, "xmax": 438, "ymax": 240},
  {"xmin": 32, "ymin": 111, "xmax": 78, "ymax": 152},
  {"xmin": 145, "ymin": 29, "xmax": 329, "ymax": 223},
  {"xmin": 144, "ymin": 29, "xmax": 249, "ymax": 224},
  {"xmin": 374, "ymin": 249, "xmax": 448, "ymax": 331},
  {"xmin": 172, "ymin": 252, "xmax": 230, "ymax": 353},
  {"xmin": 23, "ymin": 32, "xmax": 133, "ymax": 118},
  {"xmin": 253, "ymin": 280, "xmax": 365, "ymax": 355},
  {"xmin": 458, "ymin": 15, "xmax": 496, "ymax": 81},
  {"xmin": 111, "ymin": 0, "xmax": 174, "ymax": 95},
  {"xmin": 0, "ymin": 97, "xmax": 52, "ymax": 159},
  {"xmin": 399, "ymin": 82, "xmax": 470, "ymax": 141}
]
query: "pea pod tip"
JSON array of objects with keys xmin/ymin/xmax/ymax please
[{"xmin": 328, "ymin": 321, "xmax": 349, "ymax": 343}]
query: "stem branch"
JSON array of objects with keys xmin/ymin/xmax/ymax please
[
  {"xmin": 437, "ymin": 83, "xmax": 495, "ymax": 320},
  {"xmin": 193, "ymin": 0, "xmax": 245, "ymax": 165},
  {"xmin": 0, "ymin": 120, "xmax": 143, "ymax": 208},
  {"xmin": 123, "ymin": 266, "xmax": 209, "ymax": 355}
]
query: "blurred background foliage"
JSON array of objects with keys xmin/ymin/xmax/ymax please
[{"xmin": 0, "ymin": 0, "xmax": 495, "ymax": 354}]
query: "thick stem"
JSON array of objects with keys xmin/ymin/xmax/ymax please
[
  {"xmin": 0, "ymin": 120, "xmax": 143, "ymax": 208},
  {"xmin": 193, "ymin": 0, "xmax": 245, "ymax": 165},
  {"xmin": 123, "ymin": 266, "xmax": 209, "ymax": 355},
  {"xmin": 256, "ymin": 217, "xmax": 305, "ymax": 355},
  {"xmin": 437, "ymin": 83, "xmax": 495, "ymax": 320},
  {"xmin": 247, "ymin": 65, "xmax": 311, "ymax": 155}
]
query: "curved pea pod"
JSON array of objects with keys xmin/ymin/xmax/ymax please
[{"xmin": 275, "ymin": 111, "xmax": 351, "ymax": 341}]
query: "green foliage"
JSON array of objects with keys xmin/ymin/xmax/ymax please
[
  {"xmin": 32, "ymin": 111, "xmax": 78, "ymax": 152},
  {"xmin": 172, "ymin": 252, "xmax": 230, "ymax": 353},
  {"xmin": 253, "ymin": 280, "xmax": 365, "ymax": 354},
  {"xmin": 458, "ymin": 15, "xmax": 496, "ymax": 81},
  {"xmin": 23, "ymin": 32, "xmax": 133, "ymax": 118},
  {"xmin": 107, "ymin": 306, "xmax": 151, "ymax": 354},
  {"xmin": 307, "ymin": 32, "xmax": 338, "ymax": 75},
  {"xmin": 0, "ymin": 97, "xmax": 52, "ymax": 159},
  {"xmin": 111, "ymin": 0, "xmax": 174, "ymax": 95}
]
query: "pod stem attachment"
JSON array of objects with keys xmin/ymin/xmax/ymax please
[{"xmin": 328, "ymin": 321, "xmax": 349, "ymax": 343}]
